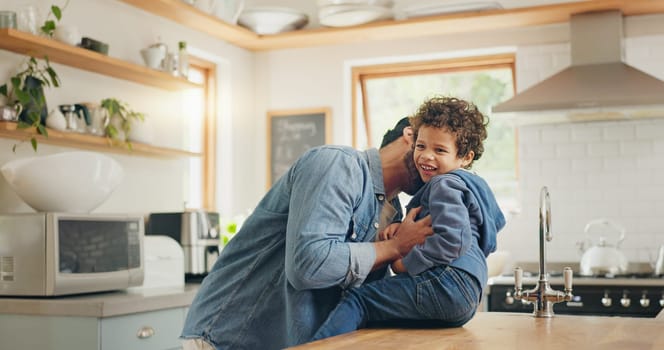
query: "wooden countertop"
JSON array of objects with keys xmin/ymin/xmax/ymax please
[
  {"xmin": 0, "ymin": 284, "xmax": 199, "ymax": 318},
  {"xmin": 289, "ymin": 312, "xmax": 664, "ymax": 349}
]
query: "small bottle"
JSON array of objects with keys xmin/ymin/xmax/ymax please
[{"xmin": 178, "ymin": 41, "xmax": 189, "ymax": 79}]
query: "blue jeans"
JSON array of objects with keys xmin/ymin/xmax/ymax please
[{"xmin": 311, "ymin": 265, "xmax": 481, "ymax": 341}]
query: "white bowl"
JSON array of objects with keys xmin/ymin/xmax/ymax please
[
  {"xmin": 238, "ymin": 7, "xmax": 309, "ymax": 35},
  {"xmin": 1, "ymin": 151, "xmax": 124, "ymax": 213}
]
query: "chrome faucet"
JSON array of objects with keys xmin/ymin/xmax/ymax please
[{"xmin": 513, "ymin": 186, "xmax": 574, "ymax": 317}]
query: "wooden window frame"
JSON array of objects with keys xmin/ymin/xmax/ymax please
[
  {"xmin": 189, "ymin": 56, "xmax": 217, "ymax": 210},
  {"xmin": 350, "ymin": 53, "xmax": 516, "ymax": 147}
]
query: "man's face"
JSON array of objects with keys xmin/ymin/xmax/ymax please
[{"xmin": 401, "ymin": 149, "xmax": 425, "ymax": 195}]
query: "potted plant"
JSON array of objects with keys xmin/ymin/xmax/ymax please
[
  {"xmin": 100, "ymin": 98, "xmax": 145, "ymax": 149},
  {"xmin": 0, "ymin": 56, "xmax": 60, "ymax": 151}
]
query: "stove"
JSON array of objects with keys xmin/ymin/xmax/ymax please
[{"xmin": 486, "ymin": 268, "xmax": 664, "ymax": 318}]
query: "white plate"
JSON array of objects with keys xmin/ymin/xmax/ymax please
[
  {"xmin": 319, "ymin": 5, "xmax": 392, "ymax": 27},
  {"xmin": 396, "ymin": 1, "xmax": 502, "ymax": 20},
  {"xmin": 317, "ymin": 0, "xmax": 393, "ymax": 7}
]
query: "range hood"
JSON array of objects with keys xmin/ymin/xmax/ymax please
[{"xmin": 493, "ymin": 10, "xmax": 664, "ymax": 120}]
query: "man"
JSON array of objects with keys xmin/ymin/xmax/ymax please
[{"xmin": 181, "ymin": 118, "xmax": 433, "ymax": 350}]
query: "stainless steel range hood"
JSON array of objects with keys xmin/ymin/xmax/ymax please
[{"xmin": 493, "ymin": 10, "xmax": 664, "ymax": 119}]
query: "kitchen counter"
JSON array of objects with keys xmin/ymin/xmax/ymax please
[
  {"xmin": 289, "ymin": 312, "xmax": 664, "ymax": 349},
  {"xmin": 0, "ymin": 283, "xmax": 199, "ymax": 317}
]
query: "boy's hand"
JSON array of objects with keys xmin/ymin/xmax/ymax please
[{"xmin": 378, "ymin": 222, "xmax": 400, "ymax": 241}]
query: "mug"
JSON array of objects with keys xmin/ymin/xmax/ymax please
[{"xmin": 0, "ymin": 104, "xmax": 22, "ymax": 121}]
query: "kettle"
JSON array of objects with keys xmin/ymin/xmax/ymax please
[{"xmin": 577, "ymin": 218, "xmax": 629, "ymax": 276}]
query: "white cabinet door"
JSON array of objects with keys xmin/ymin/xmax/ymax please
[{"xmin": 101, "ymin": 308, "xmax": 185, "ymax": 350}]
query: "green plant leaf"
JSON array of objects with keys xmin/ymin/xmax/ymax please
[
  {"xmin": 0, "ymin": 84, "xmax": 6, "ymax": 97},
  {"xmin": 30, "ymin": 137, "xmax": 38, "ymax": 151},
  {"xmin": 41, "ymin": 20, "xmax": 56, "ymax": 35},
  {"xmin": 46, "ymin": 67, "xmax": 59, "ymax": 87},
  {"xmin": 11, "ymin": 144, "xmax": 17, "ymax": 153},
  {"xmin": 52, "ymin": 6, "xmax": 62, "ymax": 20},
  {"xmin": 10, "ymin": 77, "xmax": 21, "ymax": 89},
  {"xmin": 15, "ymin": 89, "xmax": 30, "ymax": 104},
  {"xmin": 37, "ymin": 125, "xmax": 47, "ymax": 136},
  {"xmin": 17, "ymin": 121, "xmax": 31, "ymax": 129}
]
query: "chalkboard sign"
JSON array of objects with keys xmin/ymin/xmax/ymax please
[{"xmin": 267, "ymin": 108, "xmax": 331, "ymax": 188}]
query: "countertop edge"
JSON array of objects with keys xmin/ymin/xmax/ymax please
[{"xmin": 0, "ymin": 283, "xmax": 199, "ymax": 318}]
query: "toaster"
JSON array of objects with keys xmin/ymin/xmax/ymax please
[{"xmin": 146, "ymin": 211, "xmax": 220, "ymax": 281}]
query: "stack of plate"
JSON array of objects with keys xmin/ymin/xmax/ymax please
[
  {"xmin": 237, "ymin": 7, "xmax": 309, "ymax": 35},
  {"xmin": 318, "ymin": 0, "xmax": 394, "ymax": 28},
  {"xmin": 393, "ymin": 0, "xmax": 502, "ymax": 20}
]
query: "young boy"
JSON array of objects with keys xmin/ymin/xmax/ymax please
[{"xmin": 311, "ymin": 96, "xmax": 506, "ymax": 340}]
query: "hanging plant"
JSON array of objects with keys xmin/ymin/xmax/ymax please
[
  {"xmin": 40, "ymin": 0, "xmax": 70, "ymax": 37},
  {"xmin": 0, "ymin": 57, "xmax": 60, "ymax": 151}
]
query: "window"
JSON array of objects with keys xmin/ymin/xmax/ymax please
[
  {"xmin": 185, "ymin": 57, "xmax": 217, "ymax": 210},
  {"xmin": 352, "ymin": 54, "xmax": 517, "ymax": 209}
]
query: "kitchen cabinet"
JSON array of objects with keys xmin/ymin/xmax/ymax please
[
  {"xmin": 0, "ymin": 285, "xmax": 198, "ymax": 350},
  {"xmin": 119, "ymin": 0, "xmax": 664, "ymax": 51},
  {"xmin": 0, "ymin": 28, "xmax": 203, "ymax": 158},
  {"xmin": 0, "ymin": 307, "xmax": 186, "ymax": 350}
]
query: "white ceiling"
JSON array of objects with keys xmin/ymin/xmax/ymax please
[{"xmin": 243, "ymin": 0, "xmax": 583, "ymax": 29}]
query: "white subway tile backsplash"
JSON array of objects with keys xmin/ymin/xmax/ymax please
[
  {"xmin": 520, "ymin": 143, "xmax": 556, "ymax": 160},
  {"xmin": 653, "ymin": 140, "xmax": 664, "ymax": 154},
  {"xmin": 541, "ymin": 128, "xmax": 571, "ymax": 143},
  {"xmin": 635, "ymin": 121, "xmax": 664, "ymax": 139},
  {"xmin": 571, "ymin": 127, "xmax": 602, "ymax": 142},
  {"xmin": 571, "ymin": 158, "xmax": 603, "ymax": 172},
  {"xmin": 541, "ymin": 159, "xmax": 572, "ymax": 174},
  {"xmin": 636, "ymin": 155, "xmax": 664, "ymax": 169},
  {"xmin": 604, "ymin": 157, "xmax": 637, "ymax": 170},
  {"xmin": 603, "ymin": 124, "xmax": 635, "ymax": 141},
  {"xmin": 587, "ymin": 142, "xmax": 621, "ymax": 157},
  {"xmin": 556, "ymin": 143, "xmax": 586, "ymax": 158},
  {"xmin": 621, "ymin": 140, "xmax": 653, "ymax": 155}
]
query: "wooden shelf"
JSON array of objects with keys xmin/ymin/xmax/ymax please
[
  {"xmin": 120, "ymin": 0, "xmax": 664, "ymax": 51},
  {"xmin": 0, "ymin": 28, "xmax": 201, "ymax": 91},
  {"xmin": 0, "ymin": 121, "xmax": 201, "ymax": 158}
]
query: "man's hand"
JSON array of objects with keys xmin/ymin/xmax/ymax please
[
  {"xmin": 372, "ymin": 207, "xmax": 432, "ymax": 270},
  {"xmin": 390, "ymin": 207, "xmax": 433, "ymax": 257}
]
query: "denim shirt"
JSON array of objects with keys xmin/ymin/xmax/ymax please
[{"xmin": 181, "ymin": 146, "xmax": 390, "ymax": 350}]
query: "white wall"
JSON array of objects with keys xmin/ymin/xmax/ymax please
[
  {"xmin": 252, "ymin": 14, "xmax": 664, "ymax": 265},
  {"xmin": 0, "ymin": 0, "xmax": 255, "ymax": 217}
]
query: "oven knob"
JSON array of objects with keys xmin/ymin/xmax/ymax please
[
  {"xmin": 505, "ymin": 291, "xmax": 514, "ymax": 305},
  {"xmin": 620, "ymin": 294, "xmax": 631, "ymax": 308},
  {"xmin": 601, "ymin": 293, "xmax": 612, "ymax": 307},
  {"xmin": 640, "ymin": 294, "xmax": 650, "ymax": 308}
]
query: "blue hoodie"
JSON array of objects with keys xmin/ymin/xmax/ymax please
[{"xmin": 402, "ymin": 169, "xmax": 506, "ymax": 290}]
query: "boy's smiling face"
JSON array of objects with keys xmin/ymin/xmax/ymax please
[{"xmin": 413, "ymin": 125, "xmax": 474, "ymax": 183}]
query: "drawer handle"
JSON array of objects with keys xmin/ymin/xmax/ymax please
[{"xmin": 136, "ymin": 326, "xmax": 155, "ymax": 339}]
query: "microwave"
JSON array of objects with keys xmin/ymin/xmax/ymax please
[{"xmin": 0, "ymin": 213, "xmax": 144, "ymax": 296}]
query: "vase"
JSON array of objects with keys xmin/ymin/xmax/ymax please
[{"xmin": 18, "ymin": 75, "xmax": 48, "ymax": 125}]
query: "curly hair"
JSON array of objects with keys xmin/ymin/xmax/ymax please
[{"xmin": 409, "ymin": 96, "xmax": 488, "ymax": 169}]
